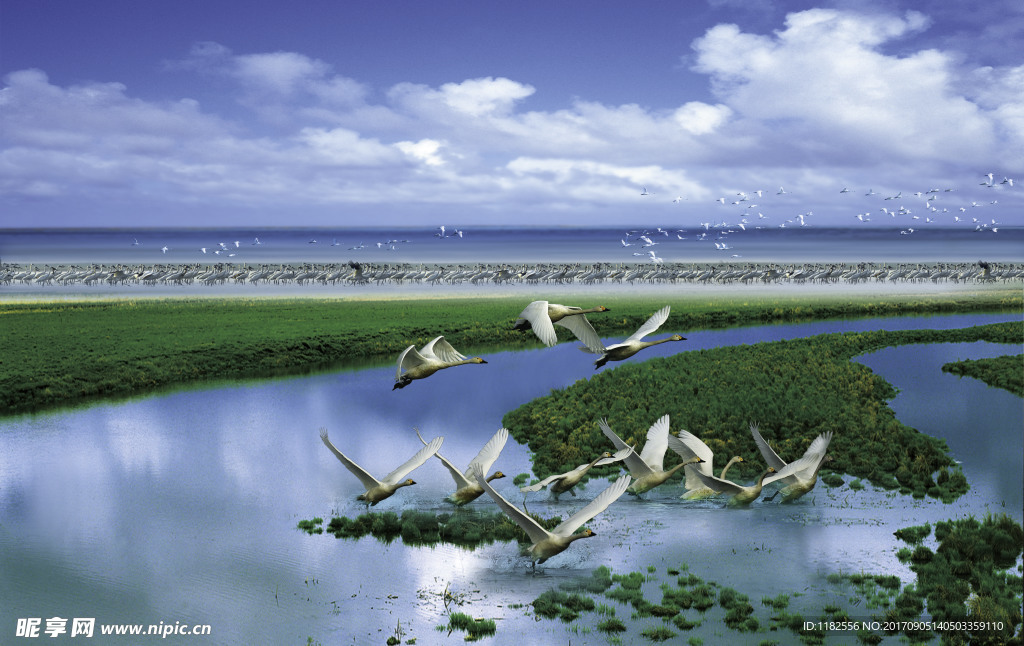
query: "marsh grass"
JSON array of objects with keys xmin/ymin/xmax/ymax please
[
  {"xmin": 942, "ymin": 353, "xmax": 1024, "ymax": 396},
  {"xmin": 296, "ymin": 517, "xmax": 323, "ymax": 534},
  {"xmin": 4, "ymin": 291, "xmax": 1019, "ymax": 416}
]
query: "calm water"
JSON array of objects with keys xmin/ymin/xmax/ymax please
[
  {"xmin": 1, "ymin": 312, "xmax": 1020, "ymax": 644},
  {"xmin": 2, "ymin": 225, "xmax": 1023, "ymax": 265}
]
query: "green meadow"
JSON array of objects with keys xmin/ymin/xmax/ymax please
[{"xmin": 1, "ymin": 288, "xmax": 1020, "ymax": 416}]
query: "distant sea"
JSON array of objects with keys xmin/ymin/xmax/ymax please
[{"xmin": 1, "ymin": 226, "xmax": 1022, "ymax": 265}]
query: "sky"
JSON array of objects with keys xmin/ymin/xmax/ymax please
[{"xmin": 1, "ymin": 0, "xmax": 1022, "ymax": 229}]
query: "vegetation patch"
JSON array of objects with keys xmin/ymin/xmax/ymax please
[
  {"xmin": 296, "ymin": 517, "xmax": 323, "ymax": 535},
  {"xmin": 503, "ymin": 322, "xmax": 1022, "ymax": 503},
  {"xmin": 942, "ymin": 354, "xmax": 1024, "ymax": 397},
  {"xmin": 300, "ymin": 509, "xmax": 561, "ymax": 548},
  {"xmin": 445, "ymin": 612, "xmax": 496, "ymax": 641}
]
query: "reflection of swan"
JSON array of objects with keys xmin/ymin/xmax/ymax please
[
  {"xmin": 599, "ymin": 415, "xmax": 703, "ymax": 495},
  {"xmin": 514, "ymin": 301, "xmax": 608, "ymax": 352},
  {"xmin": 668, "ymin": 428, "xmax": 745, "ymax": 499},
  {"xmin": 520, "ymin": 447, "xmax": 632, "ymax": 499},
  {"xmin": 474, "ymin": 463, "xmax": 631, "ymax": 567},
  {"xmin": 584, "ymin": 306, "xmax": 684, "ymax": 369},
  {"xmin": 393, "ymin": 336, "xmax": 487, "ymax": 389},
  {"xmin": 689, "ymin": 466, "xmax": 776, "ymax": 507},
  {"xmin": 319, "ymin": 427, "xmax": 442, "ymax": 505},
  {"xmin": 750, "ymin": 424, "xmax": 834, "ymax": 502},
  {"xmin": 416, "ymin": 427, "xmax": 508, "ymax": 505}
]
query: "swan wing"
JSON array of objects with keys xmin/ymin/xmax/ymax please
[
  {"xmin": 552, "ymin": 475, "xmax": 631, "ymax": 537},
  {"xmin": 802, "ymin": 431, "xmax": 833, "ymax": 459},
  {"xmin": 381, "ymin": 436, "xmax": 443, "ymax": 485},
  {"xmin": 421, "ymin": 336, "xmax": 466, "ymax": 363},
  {"xmin": 594, "ymin": 446, "xmax": 635, "ymax": 467},
  {"xmin": 473, "ymin": 464, "xmax": 551, "ymax": 543},
  {"xmin": 555, "ymin": 314, "xmax": 605, "ymax": 354},
  {"xmin": 598, "ymin": 418, "xmax": 654, "ymax": 477},
  {"xmin": 624, "ymin": 305, "xmax": 670, "ymax": 343},
  {"xmin": 689, "ymin": 468, "xmax": 744, "ymax": 495},
  {"xmin": 517, "ymin": 300, "xmax": 557, "ymax": 347},
  {"xmin": 519, "ymin": 472, "xmax": 565, "ymax": 492},
  {"xmin": 396, "ymin": 344, "xmax": 429, "ymax": 379},
  {"xmin": 416, "ymin": 428, "xmax": 472, "ymax": 489},
  {"xmin": 638, "ymin": 415, "xmax": 670, "ymax": 473},
  {"xmin": 465, "ymin": 427, "xmax": 509, "ymax": 477},
  {"xmin": 668, "ymin": 431, "xmax": 713, "ymax": 488},
  {"xmin": 764, "ymin": 451, "xmax": 825, "ymax": 486},
  {"xmin": 319, "ymin": 427, "xmax": 381, "ymax": 489},
  {"xmin": 749, "ymin": 423, "xmax": 787, "ymax": 471}
]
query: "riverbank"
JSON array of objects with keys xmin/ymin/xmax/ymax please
[{"xmin": 2, "ymin": 288, "xmax": 1020, "ymax": 417}]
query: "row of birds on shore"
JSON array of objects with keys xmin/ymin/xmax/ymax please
[
  {"xmin": 8, "ymin": 260, "xmax": 1021, "ymax": 288},
  {"xmin": 393, "ymin": 302, "xmax": 682, "ymax": 389},
  {"xmin": 319, "ymin": 415, "xmax": 833, "ymax": 566}
]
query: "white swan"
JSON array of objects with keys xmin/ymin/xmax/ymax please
[
  {"xmin": 319, "ymin": 427, "xmax": 442, "ymax": 506},
  {"xmin": 750, "ymin": 424, "xmax": 834, "ymax": 502},
  {"xmin": 474, "ymin": 463, "xmax": 631, "ymax": 566},
  {"xmin": 416, "ymin": 427, "xmax": 508, "ymax": 506},
  {"xmin": 520, "ymin": 447, "xmax": 633, "ymax": 499},
  {"xmin": 599, "ymin": 415, "xmax": 703, "ymax": 495},
  {"xmin": 513, "ymin": 301, "xmax": 609, "ymax": 352},
  {"xmin": 394, "ymin": 336, "xmax": 487, "ymax": 389},
  {"xmin": 584, "ymin": 306, "xmax": 684, "ymax": 370},
  {"xmin": 689, "ymin": 466, "xmax": 776, "ymax": 507},
  {"xmin": 667, "ymin": 428, "xmax": 745, "ymax": 499}
]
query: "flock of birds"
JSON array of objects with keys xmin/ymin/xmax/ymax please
[
  {"xmin": 627, "ymin": 173, "xmax": 1018, "ymax": 260},
  {"xmin": 319, "ymin": 301, "xmax": 833, "ymax": 567},
  {"xmin": 5, "ymin": 260, "xmax": 1022, "ymax": 288}
]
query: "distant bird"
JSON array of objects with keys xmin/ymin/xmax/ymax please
[
  {"xmin": 840, "ymin": 187, "xmax": 850, "ymax": 193},
  {"xmin": 417, "ymin": 427, "xmax": 508, "ymax": 505},
  {"xmin": 521, "ymin": 447, "xmax": 632, "ymax": 499},
  {"xmin": 865, "ymin": 189, "xmax": 877, "ymax": 196},
  {"xmin": 475, "ymin": 463, "xmax": 631, "ymax": 568},
  {"xmin": 599, "ymin": 415, "xmax": 704, "ymax": 496},
  {"xmin": 776, "ymin": 187, "xmax": 786, "ymax": 195},
  {"xmin": 161, "ymin": 246, "xmax": 169, "ymax": 254},
  {"xmin": 584, "ymin": 305, "xmax": 684, "ymax": 369},
  {"xmin": 513, "ymin": 301, "xmax": 609, "ymax": 352},
  {"xmin": 319, "ymin": 427, "xmax": 442, "ymax": 506},
  {"xmin": 393, "ymin": 336, "xmax": 487, "ymax": 389},
  {"xmin": 131, "ymin": 238, "xmax": 140, "ymax": 246},
  {"xmin": 640, "ymin": 186, "xmax": 652, "ymax": 196},
  {"xmin": 252, "ymin": 237, "xmax": 262, "ymax": 245}
]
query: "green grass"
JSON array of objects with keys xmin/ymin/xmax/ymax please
[
  {"xmin": 2, "ymin": 290, "xmax": 1018, "ymax": 416},
  {"xmin": 503, "ymin": 321, "xmax": 1022, "ymax": 502},
  {"xmin": 942, "ymin": 353, "xmax": 1024, "ymax": 396},
  {"xmin": 314, "ymin": 509, "xmax": 561, "ymax": 548}
]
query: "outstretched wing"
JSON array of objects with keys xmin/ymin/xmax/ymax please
[
  {"xmin": 519, "ymin": 472, "xmax": 566, "ymax": 493},
  {"xmin": 689, "ymin": 469, "xmax": 745, "ymax": 496},
  {"xmin": 749, "ymin": 423, "xmax": 787, "ymax": 471},
  {"xmin": 319, "ymin": 427, "xmax": 380, "ymax": 489},
  {"xmin": 764, "ymin": 450, "xmax": 828, "ymax": 486},
  {"xmin": 624, "ymin": 305, "xmax": 670, "ymax": 343},
  {"xmin": 551, "ymin": 475, "xmax": 631, "ymax": 537},
  {"xmin": 465, "ymin": 427, "xmax": 509, "ymax": 477},
  {"xmin": 638, "ymin": 415, "xmax": 670, "ymax": 473},
  {"xmin": 598, "ymin": 418, "xmax": 654, "ymax": 478},
  {"xmin": 668, "ymin": 429, "xmax": 714, "ymax": 488},
  {"xmin": 594, "ymin": 446, "xmax": 635, "ymax": 467},
  {"xmin": 802, "ymin": 431, "xmax": 833, "ymax": 460},
  {"xmin": 416, "ymin": 427, "xmax": 471, "ymax": 489},
  {"xmin": 396, "ymin": 344, "xmax": 427, "ymax": 380},
  {"xmin": 381, "ymin": 436, "xmax": 444, "ymax": 485},
  {"xmin": 516, "ymin": 300, "xmax": 557, "ymax": 347},
  {"xmin": 556, "ymin": 314, "xmax": 605, "ymax": 354},
  {"xmin": 420, "ymin": 336, "xmax": 466, "ymax": 363},
  {"xmin": 472, "ymin": 464, "xmax": 550, "ymax": 544}
]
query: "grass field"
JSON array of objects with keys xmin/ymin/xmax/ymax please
[{"xmin": 1, "ymin": 288, "xmax": 1020, "ymax": 416}]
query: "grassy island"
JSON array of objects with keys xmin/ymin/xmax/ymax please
[{"xmin": 942, "ymin": 354, "xmax": 1024, "ymax": 397}]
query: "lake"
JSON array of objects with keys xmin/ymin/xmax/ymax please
[{"xmin": 0, "ymin": 312, "xmax": 1020, "ymax": 644}]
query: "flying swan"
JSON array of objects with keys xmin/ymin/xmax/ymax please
[
  {"xmin": 520, "ymin": 447, "xmax": 633, "ymax": 499},
  {"xmin": 394, "ymin": 336, "xmax": 487, "ymax": 389},
  {"xmin": 583, "ymin": 306, "xmax": 684, "ymax": 369},
  {"xmin": 416, "ymin": 426, "xmax": 509, "ymax": 506},
  {"xmin": 599, "ymin": 415, "xmax": 704, "ymax": 495},
  {"xmin": 513, "ymin": 301, "xmax": 609, "ymax": 352}
]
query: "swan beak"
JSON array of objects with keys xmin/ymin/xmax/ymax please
[{"xmin": 479, "ymin": 359, "xmax": 488, "ymax": 364}]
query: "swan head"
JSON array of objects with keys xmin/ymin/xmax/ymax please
[
  {"xmin": 398, "ymin": 478, "xmax": 417, "ymax": 488},
  {"xmin": 668, "ymin": 334, "xmax": 686, "ymax": 341},
  {"xmin": 471, "ymin": 358, "xmax": 487, "ymax": 364},
  {"xmin": 580, "ymin": 528, "xmax": 597, "ymax": 538},
  {"xmin": 393, "ymin": 377, "xmax": 412, "ymax": 390},
  {"xmin": 596, "ymin": 306, "xmax": 610, "ymax": 312},
  {"xmin": 486, "ymin": 471, "xmax": 507, "ymax": 482}
]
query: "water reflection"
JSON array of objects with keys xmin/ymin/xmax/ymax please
[{"xmin": 0, "ymin": 312, "xmax": 1020, "ymax": 644}]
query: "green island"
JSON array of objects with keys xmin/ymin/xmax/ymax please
[
  {"xmin": 503, "ymin": 321, "xmax": 1023, "ymax": 503},
  {"xmin": 1, "ymin": 289, "xmax": 1019, "ymax": 416},
  {"xmin": 942, "ymin": 354, "xmax": 1024, "ymax": 397}
]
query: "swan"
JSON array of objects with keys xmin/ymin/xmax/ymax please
[
  {"xmin": 393, "ymin": 336, "xmax": 487, "ymax": 389},
  {"xmin": 599, "ymin": 415, "xmax": 704, "ymax": 495},
  {"xmin": 750, "ymin": 424, "xmax": 834, "ymax": 502},
  {"xmin": 513, "ymin": 301, "xmax": 609, "ymax": 352},
  {"xmin": 415, "ymin": 427, "xmax": 508, "ymax": 506},
  {"xmin": 319, "ymin": 427, "xmax": 442, "ymax": 506},
  {"xmin": 689, "ymin": 466, "xmax": 776, "ymax": 507},
  {"xmin": 583, "ymin": 306, "xmax": 684, "ymax": 369},
  {"xmin": 520, "ymin": 447, "xmax": 633, "ymax": 499},
  {"xmin": 666, "ymin": 427, "xmax": 745, "ymax": 499},
  {"xmin": 474, "ymin": 463, "xmax": 631, "ymax": 567}
]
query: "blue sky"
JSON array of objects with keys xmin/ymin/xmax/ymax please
[{"xmin": 2, "ymin": 0, "xmax": 1022, "ymax": 229}]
